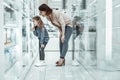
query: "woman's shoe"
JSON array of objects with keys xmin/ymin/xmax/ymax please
[
  {"xmin": 56, "ymin": 59, "xmax": 65, "ymax": 66},
  {"xmin": 56, "ymin": 59, "xmax": 60, "ymax": 64},
  {"xmin": 56, "ymin": 59, "xmax": 65, "ymax": 64}
]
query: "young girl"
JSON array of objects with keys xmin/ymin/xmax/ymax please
[{"xmin": 31, "ymin": 16, "xmax": 49, "ymax": 66}]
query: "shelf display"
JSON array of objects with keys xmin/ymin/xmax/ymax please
[
  {"xmin": 29, "ymin": 0, "xmax": 40, "ymax": 59},
  {"xmin": 22, "ymin": 17, "xmax": 29, "ymax": 55},
  {"xmin": 3, "ymin": 0, "xmax": 40, "ymax": 79},
  {"xmin": 3, "ymin": 2, "xmax": 18, "ymax": 71},
  {"xmin": 3, "ymin": 6, "xmax": 17, "ymax": 27},
  {"xmin": 3, "ymin": 0, "xmax": 20, "ymax": 73},
  {"xmin": 4, "ymin": 28, "xmax": 16, "ymax": 48},
  {"xmin": 87, "ymin": 0, "xmax": 97, "ymax": 32},
  {"xmin": 4, "ymin": 46, "xmax": 17, "ymax": 72},
  {"xmin": 70, "ymin": 0, "xmax": 97, "ymax": 66}
]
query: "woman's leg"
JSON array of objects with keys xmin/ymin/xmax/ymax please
[
  {"xmin": 60, "ymin": 26, "xmax": 72, "ymax": 58},
  {"xmin": 56, "ymin": 38, "xmax": 63, "ymax": 63},
  {"xmin": 59, "ymin": 38, "xmax": 63, "ymax": 56},
  {"xmin": 56, "ymin": 26, "xmax": 72, "ymax": 66}
]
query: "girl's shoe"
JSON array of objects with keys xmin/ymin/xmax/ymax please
[
  {"xmin": 40, "ymin": 61, "xmax": 46, "ymax": 66},
  {"xmin": 35, "ymin": 61, "xmax": 46, "ymax": 67}
]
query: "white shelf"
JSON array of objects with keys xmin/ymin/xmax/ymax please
[
  {"xmin": 3, "ymin": 0, "xmax": 40, "ymax": 80},
  {"xmin": 4, "ymin": 24, "xmax": 18, "ymax": 29},
  {"xmin": 3, "ymin": 2, "xmax": 18, "ymax": 12},
  {"xmin": 4, "ymin": 42, "xmax": 16, "ymax": 49}
]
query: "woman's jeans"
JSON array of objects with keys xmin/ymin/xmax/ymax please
[
  {"xmin": 59, "ymin": 26, "xmax": 72, "ymax": 59},
  {"xmin": 39, "ymin": 41, "xmax": 45, "ymax": 60}
]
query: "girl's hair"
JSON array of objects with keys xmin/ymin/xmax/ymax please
[
  {"xmin": 32, "ymin": 16, "xmax": 44, "ymax": 30},
  {"xmin": 39, "ymin": 4, "xmax": 52, "ymax": 16}
]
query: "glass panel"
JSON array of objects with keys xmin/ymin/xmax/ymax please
[
  {"xmin": 3, "ymin": 1, "xmax": 18, "ymax": 72},
  {"xmin": 112, "ymin": 0, "xmax": 120, "ymax": 66},
  {"xmin": 4, "ymin": 28, "xmax": 17, "ymax": 71}
]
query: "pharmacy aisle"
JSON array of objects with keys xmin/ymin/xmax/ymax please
[{"xmin": 0, "ymin": 0, "xmax": 46, "ymax": 80}]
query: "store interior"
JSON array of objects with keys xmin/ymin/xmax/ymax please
[{"xmin": 0, "ymin": 0, "xmax": 120, "ymax": 80}]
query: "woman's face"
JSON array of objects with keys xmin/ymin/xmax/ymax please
[
  {"xmin": 33, "ymin": 20, "xmax": 38, "ymax": 26},
  {"xmin": 39, "ymin": 11, "xmax": 46, "ymax": 17}
]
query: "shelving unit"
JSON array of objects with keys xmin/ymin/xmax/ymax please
[
  {"xmin": 3, "ymin": 0, "xmax": 40, "ymax": 80},
  {"xmin": 3, "ymin": 0, "xmax": 19, "ymax": 74},
  {"xmin": 70, "ymin": 0, "xmax": 97, "ymax": 66}
]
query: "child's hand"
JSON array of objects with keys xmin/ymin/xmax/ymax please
[
  {"xmin": 31, "ymin": 28, "xmax": 35, "ymax": 31},
  {"xmin": 41, "ymin": 44, "xmax": 45, "ymax": 48}
]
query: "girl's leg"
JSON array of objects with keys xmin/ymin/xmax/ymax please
[
  {"xmin": 39, "ymin": 40, "xmax": 41, "ymax": 60},
  {"xmin": 39, "ymin": 41, "xmax": 45, "ymax": 60},
  {"xmin": 40, "ymin": 47, "xmax": 45, "ymax": 60}
]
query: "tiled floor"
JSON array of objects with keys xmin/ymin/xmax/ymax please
[
  {"xmin": 24, "ymin": 51, "xmax": 120, "ymax": 80},
  {"xmin": 24, "ymin": 37, "xmax": 120, "ymax": 80},
  {"xmin": 25, "ymin": 51, "xmax": 93, "ymax": 80}
]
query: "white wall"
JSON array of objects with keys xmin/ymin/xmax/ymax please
[
  {"xmin": 96, "ymin": 0, "xmax": 114, "ymax": 69},
  {"xmin": 48, "ymin": 0, "xmax": 62, "ymax": 9},
  {"xmin": 39, "ymin": 0, "xmax": 48, "ymax": 5},
  {"xmin": 96, "ymin": 0, "xmax": 107, "ymax": 67}
]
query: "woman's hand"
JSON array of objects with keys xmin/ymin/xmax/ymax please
[
  {"xmin": 59, "ymin": 31, "xmax": 65, "ymax": 43},
  {"xmin": 41, "ymin": 44, "xmax": 45, "ymax": 48},
  {"xmin": 59, "ymin": 31, "xmax": 62, "ymax": 38},
  {"xmin": 61, "ymin": 35, "xmax": 65, "ymax": 43}
]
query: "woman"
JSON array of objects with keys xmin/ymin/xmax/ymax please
[
  {"xmin": 39, "ymin": 4, "xmax": 73, "ymax": 66},
  {"xmin": 31, "ymin": 16, "xmax": 49, "ymax": 66}
]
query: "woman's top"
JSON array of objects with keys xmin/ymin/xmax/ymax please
[
  {"xmin": 46, "ymin": 10, "xmax": 73, "ymax": 33},
  {"xmin": 33, "ymin": 26, "xmax": 49, "ymax": 45}
]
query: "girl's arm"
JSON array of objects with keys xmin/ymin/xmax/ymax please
[
  {"xmin": 33, "ymin": 27, "xmax": 38, "ymax": 36},
  {"xmin": 33, "ymin": 31, "xmax": 38, "ymax": 36},
  {"xmin": 40, "ymin": 28, "xmax": 45, "ymax": 45},
  {"xmin": 43, "ymin": 28, "xmax": 49, "ymax": 45}
]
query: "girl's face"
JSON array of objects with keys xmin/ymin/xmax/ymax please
[
  {"xmin": 33, "ymin": 20, "xmax": 38, "ymax": 26},
  {"xmin": 39, "ymin": 11, "xmax": 46, "ymax": 17}
]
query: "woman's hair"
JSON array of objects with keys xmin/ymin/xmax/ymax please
[
  {"xmin": 32, "ymin": 16, "xmax": 44, "ymax": 30},
  {"xmin": 39, "ymin": 4, "xmax": 52, "ymax": 16}
]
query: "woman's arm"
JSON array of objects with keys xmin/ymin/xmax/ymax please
[
  {"xmin": 58, "ymin": 13, "xmax": 65, "ymax": 36},
  {"xmin": 58, "ymin": 13, "xmax": 65, "ymax": 43}
]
